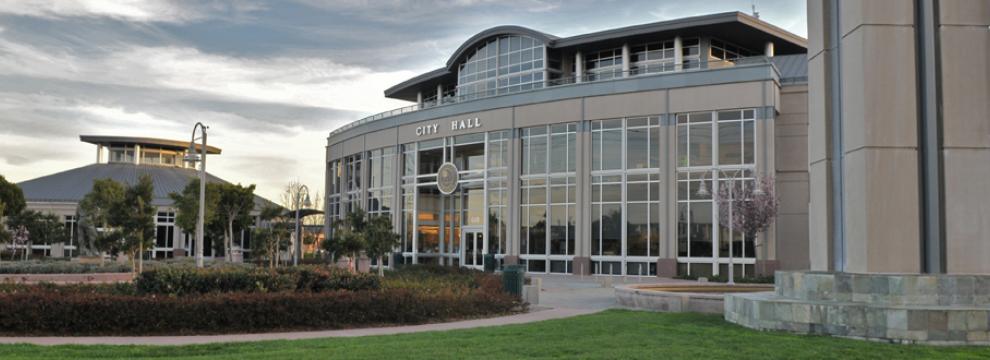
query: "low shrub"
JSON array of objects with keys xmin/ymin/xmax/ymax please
[
  {"xmin": 673, "ymin": 274, "xmax": 775, "ymax": 284},
  {"xmin": 383, "ymin": 264, "xmax": 488, "ymax": 291},
  {"xmin": 134, "ymin": 266, "xmax": 380, "ymax": 295},
  {"xmin": 0, "ymin": 280, "xmax": 519, "ymax": 335},
  {"xmin": 0, "ymin": 260, "xmax": 131, "ymax": 274}
]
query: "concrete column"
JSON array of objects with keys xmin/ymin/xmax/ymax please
[
  {"xmin": 391, "ymin": 145, "xmax": 402, "ymax": 265},
  {"xmin": 809, "ymin": 0, "xmax": 923, "ymax": 274},
  {"xmin": 416, "ymin": 91, "xmax": 423, "ymax": 107},
  {"xmin": 658, "ymin": 112, "xmax": 678, "ymax": 277},
  {"xmin": 574, "ymin": 51, "xmax": 584, "ymax": 83},
  {"xmin": 621, "ymin": 43, "xmax": 631, "ymax": 77},
  {"xmin": 765, "ymin": 41, "xmax": 775, "ymax": 57},
  {"xmin": 938, "ymin": 0, "xmax": 990, "ymax": 274},
  {"xmin": 506, "ymin": 132, "xmax": 521, "ymax": 261},
  {"xmin": 96, "ymin": 145, "xmax": 103, "ymax": 164},
  {"xmin": 673, "ymin": 36, "xmax": 683, "ymax": 71},
  {"xmin": 133, "ymin": 145, "xmax": 141, "ymax": 165},
  {"xmin": 436, "ymin": 84, "xmax": 443, "ymax": 104},
  {"xmin": 806, "ymin": 0, "xmax": 835, "ymax": 272},
  {"xmin": 573, "ymin": 120, "xmax": 592, "ymax": 275}
]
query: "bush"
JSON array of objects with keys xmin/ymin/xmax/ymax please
[
  {"xmin": 134, "ymin": 266, "xmax": 380, "ymax": 295},
  {"xmin": 384, "ymin": 264, "xmax": 494, "ymax": 292},
  {"xmin": 673, "ymin": 274, "xmax": 775, "ymax": 284},
  {"xmin": 0, "ymin": 280, "xmax": 519, "ymax": 335},
  {"xmin": 0, "ymin": 260, "xmax": 131, "ymax": 274}
]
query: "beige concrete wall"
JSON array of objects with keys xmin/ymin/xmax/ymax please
[
  {"xmin": 515, "ymin": 99, "xmax": 582, "ymax": 127},
  {"xmin": 668, "ymin": 82, "xmax": 768, "ymax": 113},
  {"xmin": 364, "ymin": 127, "xmax": 398, "ymax": 150},
  {"xmin": 806, "ymin": 0, "xmax": 834, "ymax": 271},
  {"xmin": 23, "ymin": 202, "xmax": 77, "ymax": 217},
  {"xmin": 838, "ymin": 0, "xmax": 922, "ymax": 273},
  {"xmin": 775, "ymin": 84, "xmax": 810, "ymax": 271},
  {"xmin": 583, "ymin": 90, "xmax": 666, "ymax": 120},
  {"xmin": 940, "ymin": 1, "xmax": 990, "ymax": 274}
]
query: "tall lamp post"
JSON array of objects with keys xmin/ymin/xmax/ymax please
[
  {"xmin": 293, "ymin": 184, "xmax": 311, "ymax": 266},
  {"xmin": 696, "ymin": 169, "xmax": 756, "ymax": 286},
  {"xmin": 184, "ymin": 123, "xmax": 208, "ymax": 268}
]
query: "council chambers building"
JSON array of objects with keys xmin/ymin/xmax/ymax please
[
  {"xmin": 16, "ymin": 135, "xmax": 277, "ymax": 259},
  {"xmin": 325, "ymin": 12, "xmax": 811, "ymax": 277}
]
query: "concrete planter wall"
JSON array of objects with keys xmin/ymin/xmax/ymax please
[{"xmin": 616, "ymin": 284, "xmax": 773, "ymax": 314}]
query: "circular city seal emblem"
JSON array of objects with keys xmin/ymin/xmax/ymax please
[{"xmin": 436, "ymin": 162, "xmax": 459, "ymax": 195}]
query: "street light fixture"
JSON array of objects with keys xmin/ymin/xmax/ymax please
[
  {"xmin": 184, "ymin": 122, "xmax": 208, "ymax": 268},
  {"xmin": 696, "ymin": 169, "xmax": 748, "ymax": 285},
  {"xmin": 293, "ymin": 184, "xmax": 311, "ymax": 266}
]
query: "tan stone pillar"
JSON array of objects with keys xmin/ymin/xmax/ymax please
[{"xmin": 939, "ymin": 1, "xmax": 990, "ymax": 273}]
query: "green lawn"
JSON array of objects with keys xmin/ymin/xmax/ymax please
[{"xmin": 1, "ymin": 310, "xmax": 988, "ymax": 359}]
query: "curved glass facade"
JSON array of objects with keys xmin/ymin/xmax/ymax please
[
  {"xmin": 456, "ymin": 35, "xmax": 545, "ymax": 99},
  {"xmin": 328, "ymin": 107, "xmax": 763, "ymax": 277}
]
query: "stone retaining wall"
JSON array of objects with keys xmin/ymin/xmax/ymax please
[{"xmin": 725, "ymin": 271, "xmax": 990, "ymax": 345}]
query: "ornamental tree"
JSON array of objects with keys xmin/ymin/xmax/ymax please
[
  {"xmin": 6, "ymin": 210, "xmax": 68, "ymax": 260},
  {"xmin": 715, "ymin": 175, "xmax": 779, "ymax": 252},
  {"xmin": 78, "ymin": 178, "xmax": 126, "ymax": 258},
  {"xmin": 169, "ymin": 178, "xmax": 220, "ymax": 240},
  {"xmin": 0, "ymin": 175, "xmax": 26, "ymax": 259},
  {"xmin": 251, "ymin": 205, "xmax": 290, "ymax": 269},
  {"xmin": 0, "ymin": 175, "xmax": 25, "ymax": 218},
  {"xmin": 324, "ymin": 208, "xmax": 368, "ymax": 272},
  {"xmin": 364, "ymin": 214, "xmax": 400, "ymax": 277},
  {"xmin": 113, "ymin": 174, "xmax": 156, "ymax": 273},
  {"xmin": 214, "ymin": 183, "xmax": 256, "ymax": 260}
]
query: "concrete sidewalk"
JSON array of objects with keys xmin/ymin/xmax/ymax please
[{"xmin": 0, "ymin": 274, "xmax": 686, "ymax": 346}]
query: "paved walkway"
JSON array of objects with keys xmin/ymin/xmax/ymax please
[{"xmin": 0, "ymin": 274, "xmax": 689, "ymax": 346}]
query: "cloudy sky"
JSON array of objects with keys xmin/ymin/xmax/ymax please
[{"xmin": 0, "ymin": 0, "xmax": 806, "ymax": 203}]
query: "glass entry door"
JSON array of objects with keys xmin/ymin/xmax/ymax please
[{"xmin": 462, "ymin": 228, "xmax": 485, "ymax": 269}]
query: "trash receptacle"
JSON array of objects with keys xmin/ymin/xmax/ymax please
[
  {"xmin": 502, "ymin": 264, "xmax": 525, "ymax": 297},
  {"xmin": 483, "ymin": 254, "xmax": 497, "ymax": 273}
]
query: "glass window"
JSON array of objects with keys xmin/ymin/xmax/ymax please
[
  {"xmin": 457, "ymin": 35, "xmax": 545, "ymax": 98},
  {"xmin": 675, "ymin": 109, "xmax": 758, "ymax": 276},
  {"xmin": 520, "ymin": 124, "xmax": 576, "ymax": 261},
  {"xmin": 590, "ymin": 117, "xmax": 663, "ymax": 271}
]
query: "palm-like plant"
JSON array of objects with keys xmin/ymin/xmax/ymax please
[{"xmin": 324, "ymin": 209, "xmax": 368, "ymax": 272}]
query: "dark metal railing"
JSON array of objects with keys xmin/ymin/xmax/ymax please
[{"xmin": 331, "ymin": 56, "xmax": 776, "ymax": 137}]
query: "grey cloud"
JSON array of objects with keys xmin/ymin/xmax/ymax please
[{"xmin": 0, "ymin": 75, "xmax": 362, "ymax": 136}]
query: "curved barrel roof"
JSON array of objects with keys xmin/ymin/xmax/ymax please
[{"xmin": 384, "ymin": 11, "xmax": 807, "ymax": 101}]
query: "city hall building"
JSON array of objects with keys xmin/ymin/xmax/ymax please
[{"xmin": 325, "ymin": 12, "xmax": 811, "ymax": 277}]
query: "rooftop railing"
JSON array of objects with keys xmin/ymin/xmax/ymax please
[{"xmin": 331, "ymin": 56, "xmax": 781, "ymax": 137}]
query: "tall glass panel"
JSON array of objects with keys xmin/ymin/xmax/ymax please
[
  {"xmin": 591, "ymin": 116, "xmax": 662, "ymax": 275},
  {"xmin": 520, "ymin": 123, "xmax": 576, "ymax": 272},
  {"xmin": 674, "ymin": 108, "xmax": 757, "ymax": 276},
  {"xmin": 487, "ymin": 131, "xmax": 509, "ymax": 255}
]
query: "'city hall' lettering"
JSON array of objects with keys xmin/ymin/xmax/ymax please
[
  {"xmin": 415, "ymin": 123, "xmax": 438, "ymax": 136},
  {"xmin": 415, "ymin": 118, "xmax": 481, "ymax": 136},
  {"xmin": 451, "ymin": 118, "xmax": 481, "ymax": 130}
]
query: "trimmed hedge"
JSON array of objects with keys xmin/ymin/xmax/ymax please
[
  {"xmin": 0, "ymin": 280, "xmax": 519, "ymax": 335},
  {"xmin": 134, "ymin": 266, "xmax": 380, "ymax": 295},
  {"xmin": 0, "ymin": 260, "xmax": 131, "ymax": 274}
]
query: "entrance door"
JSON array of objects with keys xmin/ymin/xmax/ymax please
[{"xmin": 462, "ymin": 229, "xmax": 485, "ymax": 269}]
